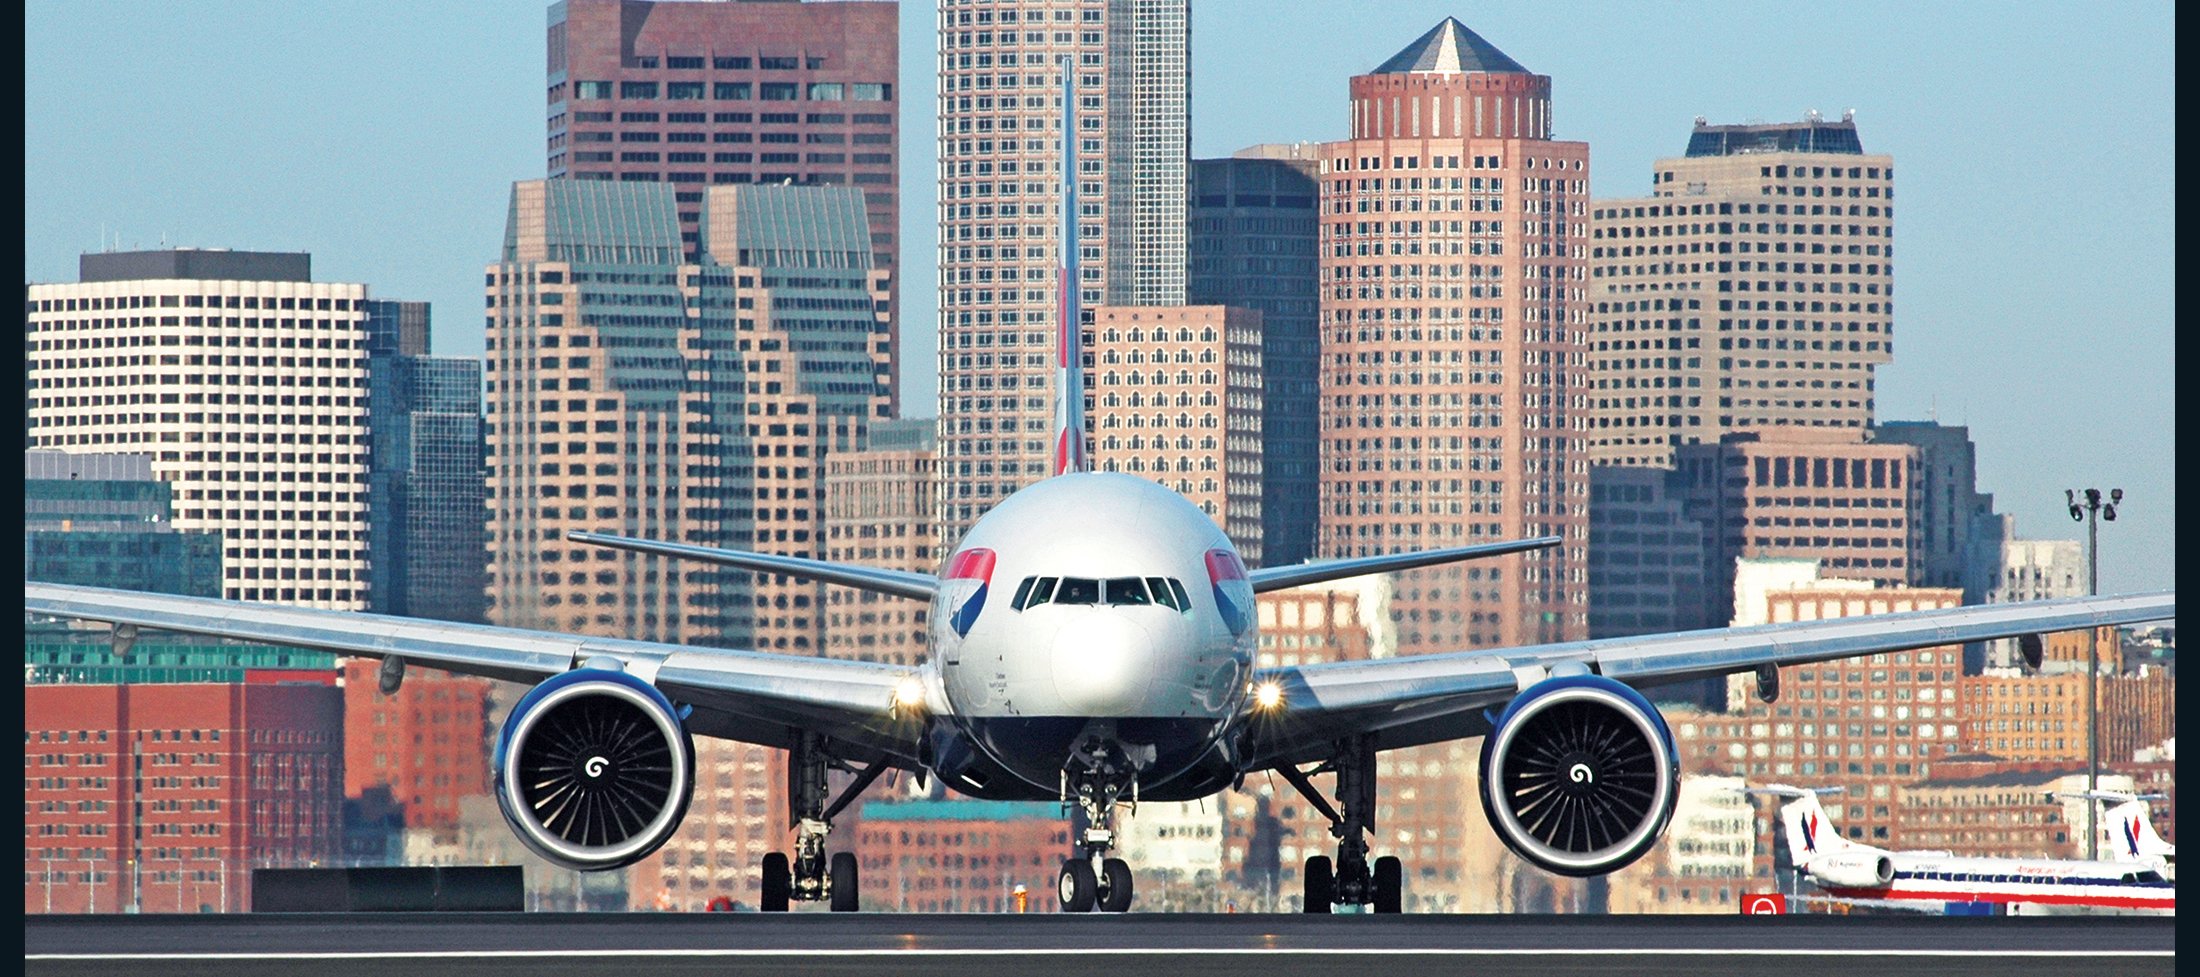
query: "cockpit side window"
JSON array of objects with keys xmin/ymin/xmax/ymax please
[
  {"xmin": 1167, "ymin": 578, "xmax": 1192, "ymax": 611},
  {"xmin": 1105, "ymin": 578, "xmax": 1151, "ymax": 606},
  {"xmin": 1016, "ymin": 576, "xmax": 1058, "ymax": 610},
  {"xmin": 1053, "ymin": 577, "xmax": 1100, "ymax": 605},
  {"xmin": 1145, "ymin": 577, "xmax": 1180, "ymax": 611}
]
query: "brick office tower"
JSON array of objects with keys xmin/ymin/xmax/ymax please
[
  {"xmin": 25, "ymin": 673, "xmax": 344, "ymax": 914},
  {"xmin": 1316, "ymin": 18, "xmax": 1589, "ymax": 652},
  {"xmin": 547, "ymin": 0, "xmax": 901, "ymax": 410},
  {"xmin": 934, "ymin": 0, "xmax": 1190, "ymax": 545},
  {"xmin": 1587, "ymin": 114, "xmax": 1895, "ymax": 467},
  {"xmin": 1087, "ymin": 304, "xmax": 1265, "ymax": 563},
  {"xmin": 339, "ymin": 659, "xmax": 492, "ymax": 847},
  {"xmin": 824, "ymin": 419, "xmax": 938, "ymax": 667},
  {"xmin": 26, "ymin": 250, "xmax": 373, "ymax": 610},
  {"xmin": 1188, "ymin": 146, "xmax": 1323, "ymax": 566},
  {"xmin": 485, "ymin": 179, "xmax": 750, "ymax": 648}
]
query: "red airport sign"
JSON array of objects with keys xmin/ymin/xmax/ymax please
[{"xmin": 1741, "ymin": 893, "xmax": 1786, "ymax": 915}]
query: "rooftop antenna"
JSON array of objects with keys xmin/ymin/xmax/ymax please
[{"xmin": 1929, "ymin": 394, "xmax": 1938, "ymax": 423}]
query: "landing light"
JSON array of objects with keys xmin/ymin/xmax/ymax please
[
  {"xmin": 892, "ymin": 676, "xmax": 926, "ymax": 713},
  {"xmin": 1253, "ymin": 681, "xmax": 1285, "ymax": 712}
]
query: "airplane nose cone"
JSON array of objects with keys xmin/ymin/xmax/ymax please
[{"xmin": 1051, "ymin": 613, "xmax": 1154, "ymax": 715}]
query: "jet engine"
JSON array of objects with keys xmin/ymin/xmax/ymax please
[
  {"xmin": 493, "ymin": 664, "xmax": 695, "ymax": 871},
  {"xmin": 1478, "ymin": 674, "xmax": 1679, "ymax": 877},
  {"xmin": 1809, "ymin": 852, "xmax": 1896, "ymax": 889}
]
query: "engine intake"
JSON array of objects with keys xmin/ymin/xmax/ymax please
[
  {"xmin": 1810, "ymin": 852, "xmax": 1896, "ymax": 889},
  {"xmin": 493, "ymin": 665, "xmax": 695, "ymax": 871},
  {"xmin": 1478, "ymin": 674, "xmax": 1679, "ymax": 877}
]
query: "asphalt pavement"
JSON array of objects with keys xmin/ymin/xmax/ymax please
[{"xmin": 26, "ymin": 911, "xmax": 2176, "ymax": 977}]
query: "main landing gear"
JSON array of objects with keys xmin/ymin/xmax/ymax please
[
  {"xmin": 1276, "ymin": 735, "xmax": 1402, "ymax": 913},
  {"xmin": 760, "ymin": 732, "xmax": 887, "ymax": 912},
  {"xmin": 1055, "ymin": 739, "xmax": 1139, "ymax": 913}
]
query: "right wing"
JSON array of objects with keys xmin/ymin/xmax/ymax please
[
  {"xmin": 1247, "ymin": 536, "xmax": 1562, "ymax": 593},
  {"xmin": 23, "ymin": 582, "xmax": 929, "ymax": 767},
  {"xmin": 1241, "ymin": 591, "xmax": 2175, "ymax": 769},
  {"xmin": 568, "ymin": 530, "xmax": 937, "ymax": 600}
]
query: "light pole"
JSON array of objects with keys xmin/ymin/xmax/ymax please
[{"xmin": 2066, "ymin": 487, "xmax": 2121, "ymax": 860}]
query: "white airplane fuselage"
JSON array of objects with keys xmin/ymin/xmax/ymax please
[{"xmin": 919, "ymin": 471, "xmax": 1257, "ymax": 801}]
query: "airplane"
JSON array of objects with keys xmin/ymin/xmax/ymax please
[
  {"xmin": 1750, "ymin": 785, "xmax": 2175, "ymax": 915},
  {"xmin": 22, "ymin": 59, "xmax": 2178, "ymax": 915},
  {"xmin": 2051, "ymin": 789, "xmax": 2177, "ymax": 877}
]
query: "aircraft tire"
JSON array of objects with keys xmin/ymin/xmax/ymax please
[
  {"xmin": 1373, "ymin": 855, "xmax": 1403, "ymax": 914},
  {"xmin": 1058, "ymin": 858, "xmax": 1098, "ymax": 913},
  {"xmin": 1303, "ymin": 855, "xmax": 1334, "ymax": 913},
  {"xmin": 829, "ymin": 852, "xmax": 860, "ymax": 912},
  {"xmin": 1100, "ymin": 858, "xmax": 1135, "ymax": 912},
  {"xmin": 760, "ymin": 852, "xmax": 792, "ymax": 912}
]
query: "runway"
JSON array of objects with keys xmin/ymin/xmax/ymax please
[{"xmin": 26, "ymin": 912, "xmax": 2176, "ymax": 977}]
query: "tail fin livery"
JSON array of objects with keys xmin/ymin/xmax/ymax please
[
  {"xmin": 1747, "ymin": 784, "xmax": 1860, "ymax": 869},
  {"xmin": 1051, "ymin": 56, "xmax": 1088, "ymax": 477},
  {"xmin": 2054, "ymin": 791, "xmax": 2177, "ymax": 863}
]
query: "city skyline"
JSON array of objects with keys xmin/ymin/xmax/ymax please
[{"xmin": 22, "ymin": 0, "xmax": 2174, "ymax": 594}]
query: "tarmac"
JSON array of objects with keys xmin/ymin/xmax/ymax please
[{"xmin": 26, "ymin": 911, "xmax": 2176, "ymax": 977}]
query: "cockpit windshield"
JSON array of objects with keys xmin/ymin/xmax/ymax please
[{"xmin": 1012, "ymin": 575, "xmax": 1190, "ymax": 613}]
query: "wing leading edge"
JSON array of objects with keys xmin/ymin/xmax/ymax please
[
  {"xmin": 23, "ymin": 582, "xmax": 928, "ymax": 766},
  {"xmin": 1240, "ymin": 591, "xmax": 2175, "ymax": 770},
  {"xmin": 567, "ymin": 531, "xmax": 938, "ymax": 600},
  {"xmin": 1247, "ymin": 535, "xmax": 1562, "ymax": 594}
]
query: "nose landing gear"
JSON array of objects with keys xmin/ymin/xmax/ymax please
[{"xmin": 1056, "ymin": 740, "xmax": 1141, "ymax": 913}]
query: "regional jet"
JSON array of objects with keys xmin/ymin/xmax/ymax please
[
  {"xmin": 23, "ymin": 62, "xmax": 2176, "ymax": 914},
  {"xmin": 1750, "ymin": 785, "xmax": 2175, "ymax": 914}
]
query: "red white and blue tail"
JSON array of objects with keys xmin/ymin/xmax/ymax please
[
  {"xmin": 1051, "ymin": 57, "xmax": 1088, "ymax": 477},
  {"xmin": 2054, "ymin": 790, "xmax": 2178, "ymax": 864},
  {"xmin": 1748, "ymin": 784, "xmax": 1865, "ymax": 870}
]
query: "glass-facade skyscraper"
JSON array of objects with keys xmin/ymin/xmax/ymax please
[{"xmin": 365, "ymin": 301, "xmax": 487, "ymax": 624}]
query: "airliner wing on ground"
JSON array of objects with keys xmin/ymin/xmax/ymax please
[
  {"xmin": 21, "ymin": 582, "xmax": 929, "ymax": 769},
  {"xmin": 566, "ymin": 531, "xmax": 939, "ymax": 600},
  {"xmin": 1241, "ymin": 591, "xmax": 2178, "ymax": 768}
]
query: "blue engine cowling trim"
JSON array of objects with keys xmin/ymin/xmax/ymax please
[
  {"xmin": 492, "ymin": 664, "xmax": 696, "ymax": 871},
  {"xmin": 1477, "ymin": 673, "xmax": 1680, "ymax": 878}
]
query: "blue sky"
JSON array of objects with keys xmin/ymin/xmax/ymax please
[{"xmin": 24, "ymin": 1, "xmax": 2174, "ymax": 593}]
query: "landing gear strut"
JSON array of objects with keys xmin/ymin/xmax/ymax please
[
  {"xmin": 1277, "ymin": 735, "xmax": 1401, "ymax": 913},
  {"xmin": 1055, "ymin": 738, "xmax": 1138, "ymax": 912},
  {"xmin": 761, "ymin": 732, "xmax": 886, "ymax": 912}
]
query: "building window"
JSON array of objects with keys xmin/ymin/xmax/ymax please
[
  {"xmin": 573, "ymin": 81, "xmax": 613, "ymax": 100},
  {"xmin": 760, "ymin": 83, "xmax": 799, "ymax": 101},
  {"xmin": 619, "ymin": 81, "xmax": 659, "ymax": 99},
  {"xmin": 852, "ymin": 83, "xmax": 891, "ymax": 101},
  {"xmin": 714, "ymin": 83, "xmax": 750, "ymax": 100},
  {"xmin": 667, "ymin": 82, "xmax": 705, "ymax": 100}
]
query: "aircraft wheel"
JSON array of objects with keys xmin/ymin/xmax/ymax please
[
  {"xmin": 1099, "ymin": 858, "xmax": 1135, "ymax": 913},
  {"xmin": 1372, "ymin": 855, "xmax": 1403, "ymax": 914},
  {"xmin": 1058, "ymin": 858, "xmax": 1098, "ymax": 913},
  {"xmin": 760, "ymin": 852, "xmax": 792, "ymax": 912},
  {"xmin": 1303, "ymin": 855, "xmax": 1334, "ymax": 913},
  {"xmin": 829, "ymin": 851, "xmax": 860, "ymax": 912}
]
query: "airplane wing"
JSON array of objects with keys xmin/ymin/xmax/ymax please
[
  {"xmin": 568, "ymin": 531, "xmax": 937, "ymax": 600},
  {"xmin": 1239, "ymin": 591, "xmax": 2175, "ymax": 769},
  {"xmin": 22, "ymin": 582, "xmax": 928, "ymax": 767},
  {"xmin": 1246, "ymin": 536, "xmax": 1561, "ymax": 594}
]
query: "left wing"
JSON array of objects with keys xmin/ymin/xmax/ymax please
[
  {"xmin": 23, "ymin": 582, "xmax": 929, "ymax": 767},
  {"xmin": 1241, "ymin": 591, "xmax": 2175, "ymax": 769},
  {"xmin": 568, "ymin": 531, "xmax": 938, "ymax": 601},
  {"xmin": 1247, "ymin": 536, "xmax": 1561, "ymax": 594}
]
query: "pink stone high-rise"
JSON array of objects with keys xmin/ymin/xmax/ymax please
[{"xmin": 1316, "ymin": 19, "xmax": 1590, "ymax": 653}]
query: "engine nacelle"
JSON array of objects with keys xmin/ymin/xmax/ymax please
[
  {"xmin": 1478, "ymin": 674, "xmax": 1680, "ymax": 877},
  {"xmin": 493, "ymin": 665, "xmax": 695, "ymax": 871},
  {"xmin": 1809, "ymin": 852, "xmax": 1895, "ymax": 889}
]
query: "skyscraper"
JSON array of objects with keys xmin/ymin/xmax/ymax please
[
  {"xmin": 26, "ymin": 249, "xmax": 372, "ymax": 609},
  {"xmin": 24, "ymin": 451, "xmax": 223, "ymax": 598},
  {"xmin": 546, "ymin": 0, "xmax": 901, "ymax": 408},
  {"xmin": 1087, "ymin": 304, "xmax": 1265, "ymax": 563},
  {"xmin": 1315, "ymin": 18, "xmax": 1589, "ymax": 651},
  {"xmin": 1588, "ymin": 115, "xmax": 1895, "ymax": 467},
  {"xmin": 824, "ymin": 419, "xmax": 938, "ymax": 667},
  {"xmin": 1188, "ymin": 145, "xmax": 1322, "ymax": 566},
  {"xmin": 364, "ymin": 301, "xmax": 487, "ymax": 624},
  {"xmin": 934, "ymin": 0, "xmax": 1190, "ymax": 543},
  {"xmin": 484, "ymin": 179, "xmax": 749, "ymax": 647}
]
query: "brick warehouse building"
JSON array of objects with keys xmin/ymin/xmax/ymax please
[
  {"xmin": 26, "ymin": 675, "xmax": 344, "ymax": 913},
  {"xmin": 854, "ymin": 800, "xmax": 1071, "ymax": 913},
  {"xmin": 338, "ymin": 659, "xmax": 492, "ymax": 842}
]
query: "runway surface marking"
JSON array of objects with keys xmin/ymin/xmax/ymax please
[{"xmin": 30, "ymin": 949, "xmax": 2175, "ymax": 961}]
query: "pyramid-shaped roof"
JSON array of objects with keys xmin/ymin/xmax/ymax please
[{"xmin": 1372, "ymin": 17, "xmax": 1529, "ymax": 75}]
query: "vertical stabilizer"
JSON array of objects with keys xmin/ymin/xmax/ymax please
[
  {"xmin": 1749, "ymin": 784, "xmax": 1863, "ymax": 870},
  {"xmin": 1051, "ymin": 57, "xmax": 1089, "ymax": 476}
]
